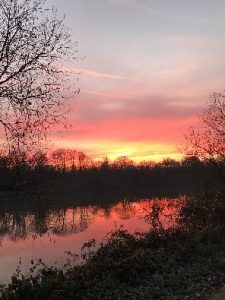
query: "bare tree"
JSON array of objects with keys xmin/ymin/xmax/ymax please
[
  {"xmin": 0, "ymin": 0, "xmax": 78, "ymax": 149},
  {"xmin": 50, "ymin": 148, "xmax": 92, "ymax": 171},
  {"xmin": 77, "ymin": 151, "xmax": 92, "ymax": 170},
  {"xmin": 113, "ymin": 156, "xmax": 134, "ymax": 169},
  {"xmin": 184, "ymin": 92, "xmax": 225, "ymax": 182},
  {"xmin": 51, "ymin": 148, "xmax": 68, "ymax": 172}
]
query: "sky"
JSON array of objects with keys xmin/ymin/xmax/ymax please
[{"xmin": 48, "ymin": 0, "xmax": 225, "ymax": 162}]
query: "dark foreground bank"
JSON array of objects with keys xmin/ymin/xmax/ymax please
[{"xmin": 1, "ymin": 189, "xmax": 225, "ymax": 300}]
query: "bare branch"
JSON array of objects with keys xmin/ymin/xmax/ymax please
[{"xmin": 0, "ymin": 0, "xmax": 78, "ymax": 151}]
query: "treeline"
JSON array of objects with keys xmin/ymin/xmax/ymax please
[
  {"xmin": 0, "ymin": 147, "xmax": 223, "ymax": 193},
  {"xmin": 0, "ymin": 147, "xmax": 224, "ymax": 171}
]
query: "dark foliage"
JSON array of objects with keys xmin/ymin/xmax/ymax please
[
  {"xmin": 1, "ymin": 191, "xmax": 225, "ymax": 299},
  {"xmin": 0, "ymin": 151, "xmax": 222, "ymax": 194}
]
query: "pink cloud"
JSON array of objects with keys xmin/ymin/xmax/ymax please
[{"xmin": 67, "ymin": 67, "xmax": 127, "ymax": 80}]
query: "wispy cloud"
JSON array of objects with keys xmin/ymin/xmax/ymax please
[{"xmin": 68, "ymin": 68, "xmax": 127, "ymax": 80}]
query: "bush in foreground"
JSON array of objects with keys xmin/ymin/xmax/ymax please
[{"xmin": 1, "ymin": 191, "xmax": 225, "ymax": 299}]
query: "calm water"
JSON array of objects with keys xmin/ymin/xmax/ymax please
[{"xmin": 0, "ymin": 195, "xmax": 186, "ymax": 283}]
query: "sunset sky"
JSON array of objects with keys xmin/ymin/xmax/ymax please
[{"xmin": 49, "ymin": 0, "xmax": 225, "ymax": 162}]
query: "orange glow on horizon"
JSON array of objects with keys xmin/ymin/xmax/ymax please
[
  {"xmin": 51, "ymin": 138, "xmax": 183, "ymax": 163},
  {"xmin": 48, "ymin": 111, "xmax": 197, "ymax": 163}
]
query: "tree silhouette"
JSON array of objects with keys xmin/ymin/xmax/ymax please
[
  {"xmin": 113, "ymin": 156, "xmax": 134, "ymax": 169},
  {"xmin": 0, "ymin": 0, "xmax": 78, "ymax": 149},
  {"xmin": 181, "ymin": 156, "xmax": 202, "ymax": 168},
  {"xmin": 185, "ymin": 92, "xmax": 225, "ymax": 182},
  {"xmin": 50, "ymin": 148, "xmax": 92, "ymax": 171}
]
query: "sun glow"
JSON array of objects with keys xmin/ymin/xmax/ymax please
[{"xmin": 52, "ymin": 137, "xmax": 183, "ymax": 162}]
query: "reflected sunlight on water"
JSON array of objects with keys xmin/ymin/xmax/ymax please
[{"xmin": 0, "ymin": 196, "xmax": 186, "ymax": 283}]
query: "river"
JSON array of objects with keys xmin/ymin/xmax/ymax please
[{"xmin": 0, "ymin": 195, "xmax": 186, "ymax": 283}]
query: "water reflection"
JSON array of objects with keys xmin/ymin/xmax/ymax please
[
  {"xmin": 0, "ymin": 197, "xmax": 186, "ymax": 242},
  {"xmin": 139, "ymin": 197, "xmax": 186, "ymax": 231},
  {"xmin": 0, "ymin": 195, "xmax": 186, "ymax": 283}
]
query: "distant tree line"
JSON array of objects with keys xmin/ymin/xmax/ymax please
[
  {"xmin": 0, "ymin": 147, "xmax": 223, "ymax": 192},
  {"xmin": 0, "ymin": 146, "xmax": 222, "ymax": 171}
]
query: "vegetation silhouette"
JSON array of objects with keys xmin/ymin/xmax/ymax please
[
  {"xmin": 1, "ymin": 191, "xmax": 225, "ymax": 299},
  {"xmin": 185, "ymin": 92, "xmax": 225, "ymax": 183},
  {"xmin": 0, "ymin": 0, "xmax": 78, "ymax": 191},
  {"xmin": 0, "ymin": 0, "xmax": 224, "ymax": 297},
  {"xmin": 0, "ymin": 147, "xmax": 223, "ymax": 196}
]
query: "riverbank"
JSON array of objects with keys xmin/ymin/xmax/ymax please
[{"xmin": 1, "ymin": 189, "xmax": 225, "ymax": 299}]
